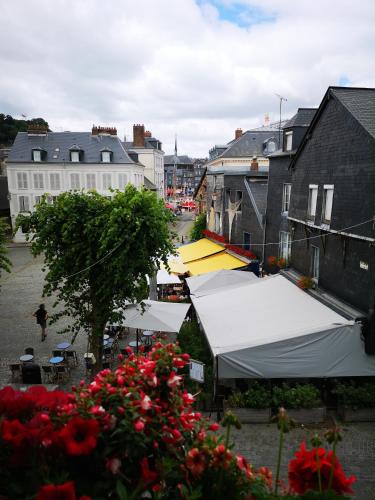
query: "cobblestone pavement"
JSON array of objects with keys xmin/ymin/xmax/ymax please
[{"xmin": 1, "ymin": 247, "xmax": 374, "ymax": 499}]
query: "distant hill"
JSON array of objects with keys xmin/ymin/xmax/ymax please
[{"xmin": 0, "ymin": 114, "xmax": 49, "ymax": 147}]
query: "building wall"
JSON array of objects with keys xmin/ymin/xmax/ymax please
[
  {"xmin": 7, "ymin": 162, "xmax": 144, "ymax": 242},
  {"xmin": 133, "ymin": 148, "xmax": 164, "ymax": 198}
]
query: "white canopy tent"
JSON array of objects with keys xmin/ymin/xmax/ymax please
[
  {"xmin": 121, "ymin": 300, "xmax": 190, "ymax": 333},
  {"xmin": 192, "ymin": 275, "xmax": 375, "ymax": 378},
  {"xmin": 187, "ymin": 269, "xmax": 258, "ymax": 297},
  {"xmin": 146, "ymin": 269, "xmax": 181, "ymax": 285}
]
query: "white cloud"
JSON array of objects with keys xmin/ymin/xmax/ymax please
[{"xmin": 1, "ymin": 0, "xmax": 374, "ymax": 156}]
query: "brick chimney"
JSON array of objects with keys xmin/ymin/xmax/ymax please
[
  {"xmin": 235, "ymin": 128, "xmax": 243, "ymax": 140},
  {"xmin": 92, "ymin": 125, "xmax": 117, "ymax": 136},
  {"xmin": 27, "ymin": 124, "xmax": 48, "ymax": 135},
  {"xmin": 144, "ymin": 130, "xmax": 152, "ymax": 138},
  {"xmin": 133, "ymin": 124, "xmax": 145, "ymax": 147},
  {"xmin": 250, "ymin": 157, "xmax": 258, "ymax": 171}
]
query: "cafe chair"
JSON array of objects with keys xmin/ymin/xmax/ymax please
[
  {"xmin": 52, "ymin": 350, "xmax": 63, "ymax": 358},
  {"xmin": 65, "ymin": 350, "xmax": 78, "ymax": 367},
  {"xmin": 42, "ymin": 365, "xmax": 55, "ymax": 383},
  {"xmin": 56, "ymin": 365, "xmax": 70, "ymax": 384}
]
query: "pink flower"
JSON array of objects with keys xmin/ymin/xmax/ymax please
[
  {"xmin": 209, "ymin": 423, "xmax": 220, "ymax": 431},
  {"xmin": 140, "ymin": 395, "xmax": 152, "ymax": 411},
  {"xmin": 167, "ymin": 372, "xmax": 182, "ymax": 389},
  {"xmin": 134, "ymin": 419, "xmax": 145, "ymax": 432},
  {"xmin": 106, "ymin": 457, "xmax": 121, "ymax": 475}
]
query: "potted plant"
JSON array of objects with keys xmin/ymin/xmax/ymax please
[
  {"xmin": 224, "ymin": 382, "xmax": 272, "ymax": 423},
  {"xmin": 297, "ymin": 275, "xmax": 314, "ymax": 290},
  {"xmin": 272, "ymin": 383, "xmax": 326, "ymax": 424},
  {"xmin": 334, "ymin": 381, "xmax": 375, "ymax": 422}
]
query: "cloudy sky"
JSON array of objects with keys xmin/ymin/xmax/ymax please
[{"xmin": 1, "ymin": 0, "xmax": 375, "ymax": 157}]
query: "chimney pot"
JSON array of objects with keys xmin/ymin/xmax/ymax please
[
  {"xmin": 27, "ymin": 124, "xmax": 48, "ymax": 135},
  {"xmin": 144, "ymin": 130, "xmax": 152, "ymax": 137},
  {"xmin": 92, "ymin": 125, "xmax": 117, "ymax": 136},
  {"xmin": 235, "ymin": 128, "xmax": 243, "ymax": 140},
  {"xmin": 250, "ymin": 157, "xmax": 259, "ymax": 171}
]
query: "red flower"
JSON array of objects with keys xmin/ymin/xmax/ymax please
[
  {"xmin": 288, "ymin": 442, "xmax": 356, "ymax": 494},
  {"xmin": 140, "ymin": 457, "xmax": 158, "ymax": 484},
  {"xmin": 185, "ymin": 448, "xmax": 206, "ymax": 477},
  {"xmin": 2, "ymin": 419, "xmax": 29, "ymax": 448},
  {"xmin": 60, "ymin": 416, "xmax": 99, "ymax": 456},
  {"xmin": 36, "ymin": 481, "xmax": 76, "ymax": 500},
  {"xmin": 134, "ymin": 419, "xmax": 145, "ymax": 432}
]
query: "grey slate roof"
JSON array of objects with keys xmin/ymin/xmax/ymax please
[
  {"xmin": 164, "ymin": 154, "xmax": 193, "ymax": 165},
  {"xmin": 245, "ymin": 180, "xmax": 268, "ymax": 215},
  {"xmin": 9, "ymin": 132, "xmax": 135, "ymax": 164},
  {"xmin": 331, "ymin": 87, "xmax": 375, "ymax": 140},
  {"xmin": 219, "ymin": 130, "xmax": 279, "ymax": 159},
  {"xmin": 283, "ymin": 108, "xmax": 317, "ymax": 128},
  {"xmin": 144, "ymin": 176, "xmax": 157, "ymax": 190}
]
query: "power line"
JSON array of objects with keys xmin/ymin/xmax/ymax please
[{"xmin": 222, "ymin": 217, "xmax": 375, "ymax": 247}]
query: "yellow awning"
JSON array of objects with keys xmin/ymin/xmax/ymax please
[
  {"xmin": 187, "ymin": 251, "xmax": 246, "ymax": 276},
  {"xmin": 167, "ymin": 259, "xmax": 189, "ymax": 275},
  {"xmin": 177, "ymin": 238, "xmax": 224, "ymax": 263}
]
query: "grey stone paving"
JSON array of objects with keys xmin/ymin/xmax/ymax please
[{"xmin": 1, "ymin": 246, "xmax": 374, "ymax": 499}]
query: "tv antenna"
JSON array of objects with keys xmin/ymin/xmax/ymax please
[{"xmin": 275, "ymin": 93, "xmax": 287, "ymax": 146}]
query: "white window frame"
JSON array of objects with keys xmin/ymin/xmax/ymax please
[
  {"xmin": 34, "ymin": 195, "xmax": 42, "ymax": 206},
  {"xmin": 17, "ymin": 172, "xmax": 28, "ymax": 189},
  {"xmin": 282, "ymin": 183, "xmax": 291, "ymax": 213},
  {"xmin": 279, "ymin": 231, "xmax": 291, "ymax": 261},
  {"xmin": 50, "ymin": 173, "xmax": 61, "ymax": 190},
  {"xmin": 101, "ymin": 151, "xmax": 111, "ymax": 163},
  {"xmin": 285, "ymin": 131, "xmax": 293, "ymax": 151},
  {"xmin": 18, "ymin": 195, "xmax": 30, "ymax": 212},
  {"xmin": 102, "ymin": 173, "xmax": 112, "ymax": 190},
  {"xmin": 86, "ymin": 173, "xmax": 96, "ymax": 189},
  {"xmin": 311, "ymin": 245, "xmax": 320, "ymax": 282},
  {"xmin": 322, "ymin": 184, "xmax": 334, "ymax": 223},
  {"xmin": 33, "ymin": 173, "xmax": 44, "ymax": 190},
  {"xmin": 308, "ymin": 184, "xmax": 318, "ymax": 219},
  {"xmin": 70, "ymin": 173, "xmax": 80, "ymax": 190},
  {"xmin": 71, "ymin": 151, "xmax": 80, "ymax": 163},
  {"xmin": 118, "ymin": 173, "xmax": 128, "ymax": 190},
  {"xmin": 32, "ymin": 150, "xmax": 41, "ymax": 162}
]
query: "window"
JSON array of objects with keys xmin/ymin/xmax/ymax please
[
  {"xmin": 285, "ymin": 131, "xmax": 293, "ymax": 151},
  {"xmin": 311, "ymin": 245, "xmax": 320, "ymax": 282},
  {"xmin": 50, "ymin": 173, "xmax": 60, "ymax": 190},
  {"xmin": 215, "ymin": 212, "xmax": 221, "ymax": 233},
  {"xmin": 101, "ymin": 151, "xmax": 111, "ymax": 163},
  {"xmin": 225, "ymin": 189, "xmax": 231, "ymax": 209},
  {"xmin": 118, "ymin": 173, "xmax": 128, "ymax": 190},
  {"xmin": 282, "ymin": 183, "xmax": 291, "ymax": 212},
  {"xmin": 17, "ymin": 172, "xmax": 28, "ymax": 189},
  {"xmin": 34, "ymin": 195, "xmax": 42, "ymax": 206},
  {"xmin": 32, "ymin": 150, "xmax": 41, "ymax": 162},
  {"xmin": 70, "ymin": 173, "xmax": 80, "ymax": 189},
  {"xmin": 71, "ymin": 151, "xmax": 80, "ymax": 162},
  {"xmin": 243, "ymin": 232, "xmax": 251, "ymax": 251},
  {"xmin": 322, "ymin": 185, "xmax": 334, "ymax": 223},
  {"xmin": 307, "ymin": 184, "xmax": 318, "ymax": 219},
  {"xmin": 235, "ymin": 191, "xmax": 243, "ymax": 212},
  {"xmin": 102, "ymin": 173, "xmax": 112, "ymax": 190},
  {"xmin": 86, "ymin": 173, "xmax": 96, "ymax": 189},
  {"xmin": 279, "ymin": 231, "xmax": 291, "ymax": 261},
  {"xmin": 19, "ymin": 195, "xmax": 29, "ymax": 212},
  {"xmin": 33, "ymin": 173, "xmax": 44, "ymax": 189}
]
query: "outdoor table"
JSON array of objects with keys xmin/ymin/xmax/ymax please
[
  {"xmin": 49, "ymin": 356, "xmax": 64, "ymax": 364},
  {"xmin": 103, "ymin": 339, "xmax": 109, "ymax": 346},
  {"xmin": 142, "ymin": 331, "xmax": 154, "ymax": 346},
  {"xmin": 20, "ymin": 354, "xmax": 34, "ymax": 362},
  {"xmin": 128, "ymin": 341, "xmax": 140, "ymax": 352},
  {"xmin": 57, "ymin": 342, "xmax": 70, "ymax": 350}
]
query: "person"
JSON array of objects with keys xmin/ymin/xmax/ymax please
[{"xmin": 33, "ymin": 304, "xmax": 48, "ymax": 341}]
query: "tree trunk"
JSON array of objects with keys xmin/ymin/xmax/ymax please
[
  {"xmin": 149, "ymin": 267, "xmax": 158, "ymax": 301},
  {"xmin": 90, "ymin": 320, "xmax": 105, "ymax": 376}
]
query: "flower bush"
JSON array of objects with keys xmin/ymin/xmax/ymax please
[
  {"xmin": 297, "ymin": 276, "xmax": 315, "ymax": 290},
  {"xmin": 0, "ymin": 344, "xmax": 355, "ymax": 499},
  {"xmin": 227, "ymin": 383, "xmax": 272, "ymax": 409},
  {"xmin": 272, "ymin": 383, "xmax": 322, "ymax": 410},
  {"xmin": 334, "ymin": 381, "xmax": 375, "ymax": 409}
]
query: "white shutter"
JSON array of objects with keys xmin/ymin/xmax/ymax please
[
  {"xmin": 102, "ymin": 151, "xmax": 111, "ymax": 163},
  {"xmin": 103, "ymin": 173, "xmax": 111, "ymax": 189},
  {"xmin": 119, "ymin": 173, "xmax": 128, "ymax": 189},
  {"xmin": 33, "ymin": 173, "xmax": 44, "ymax": 189},
  {"xmin": 86, "ymin": 173, "xmax": 96, "ymax": 189},
  {"xmin": 50, "ymin": 173, "xmax": 60, "ymax": 190},
  {"xmin": 324, "ymin": 187, "xmax": 334, "ymax": 221},
  {"xmin": 19, "ymin": 195, "xmax": 29, "ymax": 212},
  {"xmin": 309, "ymin": 185, "xmax": 318, "ymax": 217},
  {"xmin": 17, "ymin": 172, "xmax": 28, "ymax": 189},
  {"xmin": 70, "ymin": 173, "xmax": 80, "ymax": 189},
  {"xmin": 33, "ymin": 150, "xmax": 41, "ymax": 162}
]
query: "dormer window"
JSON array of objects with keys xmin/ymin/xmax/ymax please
[
  {"xmin": 285, "ymin": 131, "xmax": 293, "ymax": 151},
  {"xmin": 32, "ymin": 148, "xmax": 46, "ymax": 162},
  {"xmin": 69, "ymin": 146, "xmax": 83, "ymax": 162},
  {"xmin": 101, "ymin": 150, "xmax": 112, "ymax": 163}
]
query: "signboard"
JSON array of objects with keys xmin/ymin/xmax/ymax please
[{"xmin": 189, "ymin": 359, "xmax": 205, "ymax": 383}]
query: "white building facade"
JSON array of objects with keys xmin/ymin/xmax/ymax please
[{"xmin": 8, "ymin": 125, "xmax": 144, "ymax": 242}]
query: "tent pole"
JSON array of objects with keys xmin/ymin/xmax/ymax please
[{"xmin": 215, "ymin": 355, "xmax": 221, "ymax": 422}]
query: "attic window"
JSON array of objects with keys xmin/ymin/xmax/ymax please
[
  {"xmin": 32, "ymin": 149, "xmax": 46, "ymax": 162},
  {"xmin": 285, "ymin": 132, "xmax": 293, "ymax": 151},
  {"xmin": 101, "ymin": 151, "xmax": 112, "ymax": 163},
  {"xmin": 71, "ymin": 151, "xmax": 80, "ymax": 162}
]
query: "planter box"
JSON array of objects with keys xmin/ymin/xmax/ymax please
[
  {"xmin": 338, "ymin": 406, "xmax": 375, "ymax": 422},
  {"xmin": 286, "ymin": 407, "xmax": 326, "ymax": 424},
  {"xmin": 223, "ymin": 404, "xmax": 271, "ymax": 423}
]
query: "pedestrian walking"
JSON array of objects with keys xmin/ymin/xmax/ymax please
[{"xmin": 33, "ymin": 304, "xmax": 48, "ymax": 341}]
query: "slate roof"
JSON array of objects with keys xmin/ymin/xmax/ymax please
[
  {"xmin": 144, "ymin": 176, "xmax": 157, "ymax": 190},
  {"xmin": 331, "ymin": 87, "xmax": 375, "ymax": 140},
  {"xmin": 283, "ymin": 108, "xmax": 317, "ymax": 128},
  {"xmin": 164, "ymin": 154, "xmax": 193, "ymax": 165},
  {"xmin": 9, "ymin": 132, "xmax": 134, "ymax": 164},
  {"xmin": 218, "ymin": 130, "xmax": 280, "ymax": 159},
  {"xmin": 123, "ymin": 137, "xmax": 162, "ymax": 151},
  {"xmin": 245, "ymin": 180, "xmax": 268, "ymax": 215}
]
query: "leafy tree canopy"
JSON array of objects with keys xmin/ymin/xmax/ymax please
[
  {"xmin": 189, "ymin": 211, "xmax": 207, "ymax": 241},
  {"xmin": 0, "ymin": 114, "xmax": 49, "ymax": 147},
  {"xmin": 0, "ymin": 218, "xmax": 11, "ymax": 283},
  {"xmin": 16, "ymin": 187, "xmax": 174, "ymax": 368}
]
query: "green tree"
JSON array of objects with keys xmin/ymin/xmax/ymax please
[
  {"xmin": 16, "ymin": 187, "xmax": 174, "ymax": 370},
  {"xmin": 0, "ymin": 114, "xmax": 49, "ymax": 146},
  {"xmin": 0, "ymin": 218, "xmax": 11, "ymax": 282},
  {"xmin": 189, "ymin": 211, "xmax": 206, "ymax": 241}
]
